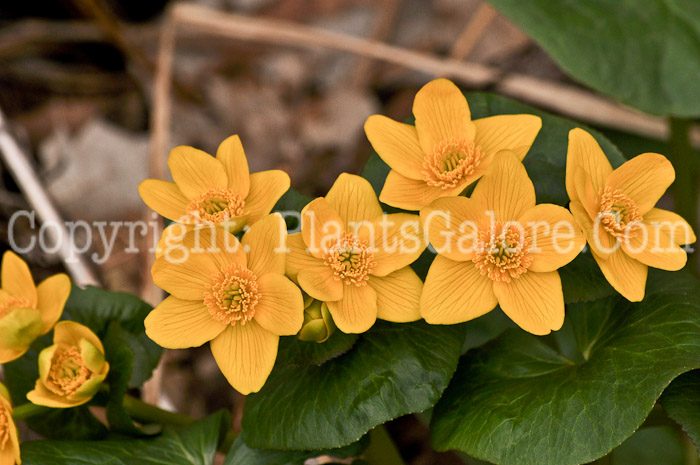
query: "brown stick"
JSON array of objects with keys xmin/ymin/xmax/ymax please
[{"xmin": 450, "ymin": 2, "xmax": 499, "ymax": 60}]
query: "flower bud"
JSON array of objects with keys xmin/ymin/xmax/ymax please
[
  {"xmin": 27, "ymin": 321, "xmax": 109, "ymax": 408},
  {"xmin": 0, "ymin": 382, "xmax": 20, "ymax": 465},
  {"xmin": 298, "ymin": 298, "xmax": 336, "ymax": 343}
]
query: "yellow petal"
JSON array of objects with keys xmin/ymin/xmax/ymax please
[
  {"xmin": 53, "ymin": 321, "xmax": 104, "ymax": 354},
  {"xmin": 518, "ymin": 204, "xmax": 585, "ymax": 272},
  {"xmin": 472, "ymin": 114, "xmax": 542, "ymax": 161},
  {"xmin": 138, "ymin": 179, "xmax": 190, "ymax": 223},
  {"xmin": 573, "ymin": 166, "xmax": 599, "ymax": 220},
  {"xmin": 243, "ymin": 170, "xmax": 290, "ymax": 224},
  {"xmin": 254, "ymin": 274, "xmax": 304, "ymax": 336},
  {"xmin": 326, "ymin": 284, "xmax": 377, "ymax": 334},
  {"xmin": 297, "ymin": 266, "xmax": 344, "ymax": 302},
  {"xmin": 493, "ymin": 271, "xmax": 564, "ymax": 335},
  {"xmin": 420, "ymin": 255, "xmax": 497, "ymax": 324},
  {"xmin": 470, "ymin": 150, "xmax": 536, "ymax": 221},
  {"xmin": 565, "ymin": 128, "xmax": 613, "ymax": 204},
  {"xmin": 27, "ymin": 379, "xmax": 92, "ymax": 408},
  {"xmin": 379, "ymin": 170, "xmax": 464, "ymax": 211},
  {"xmin": 2, "ymin": 251, "xmax": 37, "ymax": 307},
  {"xmin": 210, "ymin": 321, "xmax": 279, "ymax": 395},
  {"xmin": 285, "ymin": 233, "xmax": 325, "ymax": 282},
  {"xmin": 79, "ymin": 338, "xmax": 106, "ymax": 373},
  {"xmin": 36, "ymin": 273, "xmax": 71, "ymax": 335},
  {"xmin": 363, "ymin": 213, "xmax": 425, "ymax": 276},
  {"xmin": 621, "ymin": 222, "xmax": 687, "ymax": 271},
  {"xmin": 0, "ymin": 395, "xmax": 19, "ymax": 465},
  {"xmin": 301, "ymin": 198, "xmax": 344, "ymax": 258},
  {"xmin": 71, "ymin": 370, "xmax": 108, "ymax": 400},
  {"xmin": 0, "ymin": 308, "xmax": 43, "ymax": 361},
  {"xmin": 178, "ymin": 226, "xmax": 246, "ymax": 270},
  {"xmin": 413, "ymin": 78, "xmax": 475, "ymax": 154},
  {"xmin": 606, "ymin": 153, "xmax": 675, "ymax": 215},
  {"xmin": 325, "ymin": 173, "xmax": 383, "ymax": 228},
  {"xmin": 216, "ymin": 135, "xmax": 250, "ymax": 197},
  {"xmin": 242, "ymin": 213, "xmax": 286, "ymax": 277},
  {"xmin": 151, "ymin": 253, "xmax": 218, "ymax": 300},
  {"xmin": 592, "ymin": 249, "xmax": 647, "ymax": 302},
  {"xmin": 168, "ymin": 145, "xmax": 227, "ymax": 199},
  {"xmin": 368, "ymin": 267, "xmax": 422, "ymax": 323},
  {"xmin": 364, "ymin": 115, "xmax": 425, "ymax": 180},
  {"xmin": 569, "ymin": 200, "xmax": 617, "ymax": 259},
  {"xmin": 145, "ymin": 296, "xmax": 225, "ymax": 349},
  {"xmin": 420, "ymin": 196, "xmax": 488, "ymax": 262},
  {"xmin": 643, "ymin": 208, "xmax": 696, "ymax": 245}
]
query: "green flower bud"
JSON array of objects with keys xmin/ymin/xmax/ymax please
[{"xmin": 298, "ymin": 299, "xmax": 336, "ymax": 343}]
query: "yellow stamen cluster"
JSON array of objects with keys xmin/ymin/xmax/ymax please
[
  {"xmin": 46, "ymin": 345, "xmax": 92, "ymax": 397},
  {"xmin": 598, "ymin": 187, "xmax": 642, "ymax": 238},
  {"xmin": 187, "ymin": 188, "xmax": 245, "ymax": 223},
  {"xmin": 422, "ymin": 138, "xmax": 484, "ymax": 189},
  {"xmin": 324, "ymin": 233, "xmax": 376, "ymax": 286},
  {"xmin": 473, "ymin": 222, "xmax": 533, "ymax": 283},
  {"xmin": 0, "ymin": 407, "xmax": 9, "ymax": 449},
  {"xmin": 0, "ymin": 296, "xmax": 31, "ymax": 319},
  {"xmin": 204, "ymin": 264, "xmax": 260, "ymax": 326}
]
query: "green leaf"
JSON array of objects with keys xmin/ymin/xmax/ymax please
[
  {"xmin": 430, "ymin": 271, "xmax": 700, "ymax": 465},
  {"xmin": 273, "ymin": 187, "xmax": 313, "ymax": 231},
  {"xmin": 242, "ymin": 321, "xmax": 464, "ymax": 450},
  {"xmin": 276, "ymin": 330, "xmax": 359, "ymax": 367},
  {"xmin": 20, "ymin": 410, "xmax": 229, "ymax": 465},
  {"xmin": 485, "ymin": 0, "xmax": 700, "ymax": 117},
  {"xmin": 660, "ymin": 370, "xmax": 700, "ymax": 450},
  {"xmin": 225, "ymin": 435, "xmax": 369, "ymax": 465},
  {"xmin": 63, "ymin": 285, "xmax": 162, "ymax": 387}
]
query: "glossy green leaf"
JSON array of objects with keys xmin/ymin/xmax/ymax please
[
  {"xmin": 276, "ymin": 330, "xmax": 359, "ymax": 367},
  {"xmin": 486, "ymin": 0, "xmax": 700, "ymax": 116},
  {"xmin": 242, "ymin": 321, "xmax": 464, "ymax": 450},
  {"xmin": 660, "ymin": 370, "xmax": 700, "ymax": 450},
  {"xmin": 21, "ymin": 411, "xmax": 228, "ymax": 465},
  {"xmin": 225, "ymin": 435, "xmax": 369, "ymax": 465},
  {"xmin": 431, "ymin": 271, "xmax": 700, "ymax": 465}
]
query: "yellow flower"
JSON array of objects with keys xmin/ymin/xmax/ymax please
[
  {"xmin": 145, "ymin": 214, "xmax": 304, "ymax": 394},
  {"xmin": 566, "ymin": 128, "xmax": 696, "ymax": 301},
  {"xmin": 27, "ymin": 321, "xmax": 109, "ymax": 408},
  {"xmin": 0, "ymin": 251, "xmax": 71, "ymax": 363},
  {"xmin": 286, "ymin": 174, "xmax": 426, "ymax": 334},
  {"xmin": 139, "ymin": 135, "xmax": 290, "ymax": 234},
  {"xmin": 364, "ymin": 78, "xmax": 542, "ymax": 211},
  {"xmin": 420, "ymin": 151, "xmax": 585, "ymax": 335},
  {"xmin": 0, "ymin": 383, "xmax": 20, "ymax": 465}
]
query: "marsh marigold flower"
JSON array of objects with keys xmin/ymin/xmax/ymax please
[
  {"xmin": 0, "ymin": 251, "xmax": 71, "ymax": 363},
  {"xmin": 145, "ymin": 214, "xmax": 304, "ymax": 394},
  {"xmin": 27, "ymin": 321, "xmax": 109, "ymax": 408},
  {"xmin": 566, "ymin": 128, "xmax": 696, "ymax": 301},
  {"xmin": 0, "ymin": 383, "xmax": 20, "ymax": 465},
  {"xmin": 420, "ymin": 151, "xmax": 585, "ymax": 335},
  {"xmin": 286, "ymin": 174, "xmax": 426, "ymax": 334},
  {"xmin": 139, "ymin": 135, "xmax": 290, "ymax": 234},
  {"xmin": 364, "ymin": 78, "xmax": 542, "ymax": 211}
]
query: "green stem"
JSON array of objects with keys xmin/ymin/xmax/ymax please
[
  {"xmin": 122, "ymin": 394, "xmax": 195, "ymax": 428},
  {"xmin": 363, "ymin": 425, "xmax": 406, "ymax": 465},
  {"xmin": 12, "ymin": 403, "xmax": 51, "ymax": 421},
  {"xmin": 668, "ymin": 117, "xmax": 699, "ymax": 276}
]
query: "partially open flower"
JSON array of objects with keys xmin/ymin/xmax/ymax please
[
  {"xmin": 0, "ymin": 383, "xmax": 20, "ymax": 465},
  {"xmin": 0, "ymin": 251, "xmax": 71, "ymax": 364},
  {"xmin": 27, "ymin": 321, "xmax": 109, "ymax": 408}
]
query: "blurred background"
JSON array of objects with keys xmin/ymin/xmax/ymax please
[{"xmin": 0, "ymin": 1, "xmax": 696, "ymax": 463}]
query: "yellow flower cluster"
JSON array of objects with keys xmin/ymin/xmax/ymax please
[{"xmin": 139, "ymin": 78, "xmax": 695, "ymax": 395}]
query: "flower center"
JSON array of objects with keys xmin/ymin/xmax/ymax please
[
  {"xmin": 0, "ymin": 407, "xmax": 9, "ymax": 450},
  {"xmin": 46, "ymin": 345, "xmax": 92, "ymax": 397},
  {"xmin": 0, "ymin": 296, "xmax": 31, "ymax": 319},
  {"xmin": 204, "ymin": 264, "xmax": 260, "ymax": 326},
  {"xmin": 598, "ymin": 187, "xmax": 642, "ymax": 238},
  {"xmin": 473, "ymin": 222, "xmax": 532, "ymax": 283},
  {"xmin": 422, "ymin": 138, "xmax": 484, "ymax": 190},
  {"xmin": 324, "ymin": 233, "xmax": 376, "ymax": 286},
  {"xmin": 187, "ymin": 188, "xmax": 245, "ymax": 223}
]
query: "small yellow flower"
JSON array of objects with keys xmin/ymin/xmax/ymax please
[
  {"xmin": 420, "ymin": 151, "xmax": 585, "ymax": 335},
  {"xmin": 0, "ymin": 383, "xmax": 21, "ymax": 465},
  {"xmin": 364, "ymin": 78, "xmax": 542, "ymax": 211},
  {"xmin": 286, "ymin": 174, "xmax": 426, "ymax": 334},
  {"xmin": 27, "ymin": 321, "xmax": 109, "ymax": 408},
  {"xmin": 139, "ymin": 135, "xmax": 290, "ymax": 234},
  {"xmin": 145, "ymin": 214, "xmax": 304, "ymax": 394},
  {"xmin": 566, "ymin": 128, "xmax": 696, "ymax": 301},
  {"xmin": 0, "ymin": 251, "xmax": 71, "ymax": 364}
]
